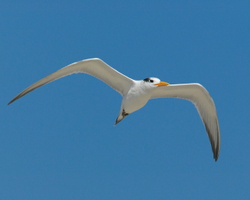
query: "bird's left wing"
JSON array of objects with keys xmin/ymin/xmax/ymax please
[
  {"xmin": 150, "ymin": 83, "xmax": 220, "ymax": 161},
  {"xmin": 8, "ymin": 58, "xmax": 134, "ymax": 104}
]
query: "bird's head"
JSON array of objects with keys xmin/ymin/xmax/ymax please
[{"xmin": 143, "ymin": 77, "xmax": 169, "ymax": 88}]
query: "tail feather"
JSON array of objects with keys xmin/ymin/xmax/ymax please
[{"xmin": 114, "ymin": 109, "xmax": 129, "ymax": 125}]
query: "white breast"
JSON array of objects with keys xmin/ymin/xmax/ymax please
[{"xmin": 121, "ymin": 81, "xmax": 151, "ymax": 114}]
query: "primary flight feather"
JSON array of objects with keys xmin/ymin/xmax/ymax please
[{"xmin": 8, "ymin": 58, "xmax": 220, "ymax": 161}]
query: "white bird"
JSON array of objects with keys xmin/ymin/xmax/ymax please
[{"xmin": 8, "ymin": 58, "xmax": 220, "ymax": 161}]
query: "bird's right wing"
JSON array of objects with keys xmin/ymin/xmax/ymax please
[
  {"xmin": 150, "ymin": 83, "xmax": 220, "ymax": 161},
  {"xmin": 8, "ymin": 58, "xmax": 134, "ymax": 104}
]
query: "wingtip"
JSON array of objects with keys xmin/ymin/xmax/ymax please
[
  {"xmin": 213, "ymin": 151, "xmax": 219, "ymax": 162},
  {"xmin": 8, "ymin": 100, "xmax": 14, "ymax": 105},
  {"xmin": 8, "ymin": 97, "xmax": 17, "ymax": 105},
  {"xmin": 214, "ymin": 157, "xmax": 218, "ymax": 162}
]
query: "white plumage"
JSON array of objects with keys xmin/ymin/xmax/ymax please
[{"xmin": 8, "ymin": 58, "xmax": 220, "ymax": 161}]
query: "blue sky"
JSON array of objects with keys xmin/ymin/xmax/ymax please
[{"xmin": 1, "ymin": 1, "xmax": 250, "ymax": 199}]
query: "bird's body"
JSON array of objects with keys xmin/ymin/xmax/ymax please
[
  {"xmin": 8, "ymin": 58, "xmax": 220, "ymax": 161},
  {"xmin": 116, "ymin": 80, "xmax": 152, "ymax": 124},
  {"xmin": 122, "ymin": 81, "xmax": 151, "ymax": 112}
]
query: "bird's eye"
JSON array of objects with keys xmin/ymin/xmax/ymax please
[{"xmin": 150, "ymin": 80, "xmax": 154, "ymax": 83}]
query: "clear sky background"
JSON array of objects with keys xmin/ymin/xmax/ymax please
[{"xmin": 1, "ymin": 1, "xmax": 249, "ymax": 199}]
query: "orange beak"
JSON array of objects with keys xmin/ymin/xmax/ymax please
[{"xmin": 155, "ymin": 81, "xmax": 169, "ymax": 87}]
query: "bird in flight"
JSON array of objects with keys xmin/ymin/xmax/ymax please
[{"xmin": 8, "ymin": 58, "xmax": 220, "ymax": 161}]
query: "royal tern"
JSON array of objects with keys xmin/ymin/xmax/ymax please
[{"xmin": 8, "ymin": 58, "xmax": 220, "ymax": 161}]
